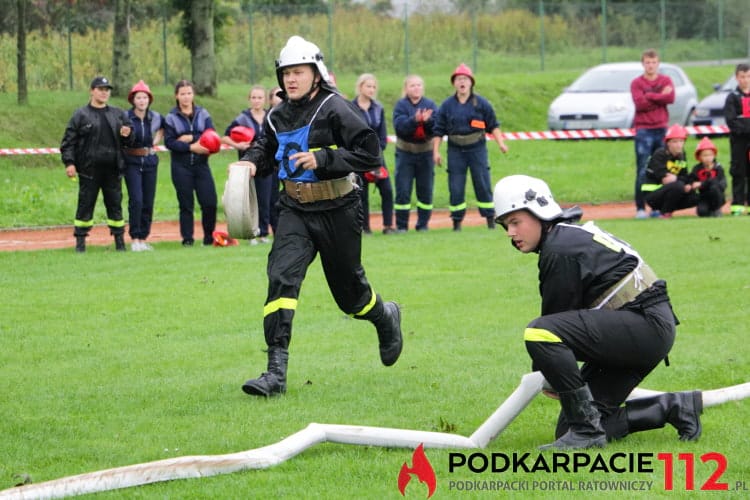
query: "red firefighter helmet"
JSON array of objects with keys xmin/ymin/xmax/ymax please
[
  {"xmin": 664, "ymin": 124, "xmax": 688, "ymax": 142},
  {"xmin": 451, "ymin": 63, "xmax": 475, "ymax": 86},
  {"xmin": 694, "ymin": 136, "xmax": 717, "ymax": 160},
  {"xmin": 212, "ymin": 230, "xmax": 238, "ymax": 247},
  {"xmin": 229, "ymin": 126, "xmax": 255, "ymax": 144},
  {"xmin": 127, "ymin": 80, "xmax": 153, "ymax": 105},
  {"xmin": 199, "ymin": 129, "xmax": 222, "ymax": 154}
]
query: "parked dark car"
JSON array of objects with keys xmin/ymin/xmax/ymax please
[{"xmin": 691, "ymin": 75, "xmax": 737, "ymax": 127}]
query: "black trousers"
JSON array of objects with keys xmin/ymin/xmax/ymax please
[
  {"xmin": 170, "ymin": 161, "xmax": 217, "ymax": 244},
  {"xmin": 645, "ymin": 181, "xmax": 699, "ymax": 214},
  {"xmin": 525, "ymin": 295, "xmax": 675, "ymax": 439},
  {"xmin": 729, "ymin": 137, "xmax": 750, "ymax": 206},
  {"xmin": 74, "ymin": 167, "xmax": 124, "ymax": 237},
  {"xmin": 262, "ymin": 191, "xmax": 375, "ymax": 349}
]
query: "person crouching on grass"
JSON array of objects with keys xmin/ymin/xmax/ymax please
[
  {"xmin": 642, "ymin": 124, "xmax": 698, "ymax": 218},
  {"xmin": 235, "ymin": 36, "xmax": 403, "ymax": 397},
  {"xmin": 493, "ymin": 174, "xmax": 702, "ymax": 450},
  {"xmin": 689, "ymin": 136, "xmax": 727, "ymax": 217}
]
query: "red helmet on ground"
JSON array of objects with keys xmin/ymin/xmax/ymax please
[
  {"xmin": 127, "ymin": 80, "xmax": 153, "ymax": 105},
  {"xmin": 664, "ymin": 124, "xmax": 688, "ymax": 142},
  {"xmin": 694, "ymin": 136, "xmax": 717, "ymax": 160},
  {"xmin": 451, "ymin": 63, "xmax": 475, "ymax": 86},
  {"xmin": 199, "ymin": 129, "xmax": 222, "ymax": 154},
  {"xmin": 230, "ymin": 126, "xmax": 255, "ymax": 143},
  {"xmin": 212, "ymin": 230, "xmax": 238, "ymax": 247}
]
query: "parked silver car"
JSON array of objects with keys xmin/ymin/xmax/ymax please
[
  {"xmin": 691, "ymin": 75, "xmax": 736, "ymax": 127},
  {"xmin": 547, "ymin": 62, "xmax": 698, "ymax": 130}
]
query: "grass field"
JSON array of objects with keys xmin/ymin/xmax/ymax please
[
  {"xmin": 1, "ymin": 216, "xmax": 749, "ymax": 498},
  {"xmin": 1, "ymin": 61, "xmax": 748, "ymax": 498}
]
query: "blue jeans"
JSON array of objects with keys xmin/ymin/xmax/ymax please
[{"xmin": 634, "ymin": 128, "xmax": 666, "ymax": 210}]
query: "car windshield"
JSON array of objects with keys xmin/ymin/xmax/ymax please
[{"xmin": 568, "ymin": 69, "xmax": 641, "ymax": 93}]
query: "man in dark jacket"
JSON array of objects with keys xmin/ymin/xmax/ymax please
[
  {"xmin": 61, "ymin": 76, "xmax": 133, "ymax": 252},
  {"xmin": 723, "ymin": 63, "xmax": 750, "ymax": 216},
  {"xmin": 236, "ymin": 36, "xmax": 403, "ymax": 397}
]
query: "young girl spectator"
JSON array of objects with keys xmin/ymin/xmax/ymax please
[
  {"xmin": 123, "ymin": 80, "xmax": 163, "ymax": 251},
  {"xmin": 352, "ymin": 73, "xmax": 394, "ymax": 234},
  {"xmin": 689, "ymin": 137, "xmax": 727, "ymax": 217},
  {"xmin": 164, "ymin": 80, "xmax": 218, "ymax": 246}
]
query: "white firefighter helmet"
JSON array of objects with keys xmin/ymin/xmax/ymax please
[
  {"xmin": 275, "ymin": 36, "xmax": 330, "ymax": 88},
  {"xmin": 493, "ymin": 175, "xmax": 563, "ymax": 222}
]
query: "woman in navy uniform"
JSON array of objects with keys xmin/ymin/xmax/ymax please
[
  {"xmin": 493, "ymin": 174, "xmax": 702, "ymax": 450},
  {"xmin": 164, "ymin": 80, "xmax": 218, "ymax": 246},
  {"xmin": 237, "ymin": 36, "xmax": 403, "ymax": 397},
  {"xmin": 432, "ymin": 63, "xmax": 508, "ymax": 231}
]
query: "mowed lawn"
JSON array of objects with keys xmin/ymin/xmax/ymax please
[{"xmin": 0, "ymin": 215, "xmax": 748, "ymax": 499}]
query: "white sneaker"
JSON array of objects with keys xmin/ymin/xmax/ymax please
[
  {"xmin": 258, "ymin": 236, "xmax": 270, "ymax": 244},
  {"xmin": 141, "ymin": 242, "xmax": 154, "ymax": 251},
  {"xmin": 635, "ymin": 209, "xmax": 648, "ymax": 219},
  {"xmin": 249, "ymin": 238, "xmax": 259, "ymax": 246},
  {"xmin": 131, "ymin": 241, "xmax": 145, "ymax": 252}
]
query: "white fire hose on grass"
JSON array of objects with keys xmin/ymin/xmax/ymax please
[{"xmin": 2, "ymin": 372, "xmax": 748, "ymax": 499}]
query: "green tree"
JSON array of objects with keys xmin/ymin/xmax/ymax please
[{"xmin": 172, "ymin": 0, "xmax": 217, "ymax": 96}]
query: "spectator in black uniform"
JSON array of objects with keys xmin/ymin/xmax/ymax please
[
  {"xmin": 493, "ymin": 174, "xmax": 702, "ymax": 450},
  {"xmin": 61, "ymin": 76, "xmax": 134, "ymax": 253},
  {"xmin": 237, "ymin": 36, "xmax": 403, "ymax": 397},
  {"xmin": 723, "ymin": 63, "xmax": 750, "ymax": 216}
]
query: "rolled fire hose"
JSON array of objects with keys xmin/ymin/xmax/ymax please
[{"xmin": 222, "ymin": 162, "xmax": 259, "ymax": 239}]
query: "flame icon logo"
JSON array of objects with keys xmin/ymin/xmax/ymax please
[{"xmin": 398, "ymin": 443, "xmax": 436, "ymax": 498}]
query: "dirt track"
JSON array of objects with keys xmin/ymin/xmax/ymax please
[{"xmin": 0, "ymin": 202, "xmax": 716, "ymax": 252}]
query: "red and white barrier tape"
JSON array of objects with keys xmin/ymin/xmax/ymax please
[{"xmin": 0, "ymin": 126, "xmax": 730, "ymax": 156}]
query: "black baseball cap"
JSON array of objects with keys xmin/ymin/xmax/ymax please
[{"xmin": 90, "ymin": 76, "xmax": 113, "ymax": 89}]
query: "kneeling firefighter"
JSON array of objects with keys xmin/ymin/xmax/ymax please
[
  {"xmin": 493, "ymin": 174, "xmax": 702, "ymax": 449},
  {"xmin": 236, "ymin": 36, "xmax": 403, "ymax": 397}
]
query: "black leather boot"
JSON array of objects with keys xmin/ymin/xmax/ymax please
[
  {"xmin": 486, "ymin": 216, "xmax": 496, "ymax": 229},
  {"xmin": 75, "ymin": 235, "xmax": 86, "ymax": 253},
  {"xmin": 539, "ymin": 384, "xmax": 607, "ymax": 450},
  {"xmin": 359, "ymin": 296, "xmax": 403, "ymax": 366},
  {"xmin": 242, "ymin": 347, "xmax": 288, "ymax": 397},
  {"xmin": 114, "ymin": 234, "xmax": 126, "ymax": 251},
  {"xmin": 375, "ymin": 301, "xmax": 403, "ymax": 366},
  {"xmin": 626, "ymin": 391, "xmax": 702, "ymax": 441}
]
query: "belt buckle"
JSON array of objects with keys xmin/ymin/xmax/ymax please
[
  {"xmin": 294, "ymin": 181, "xmax": 304, "ymax": 202},
  {"xmin": 147, "ymin": 147, "xmax": 154, "ymax": 156}
]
